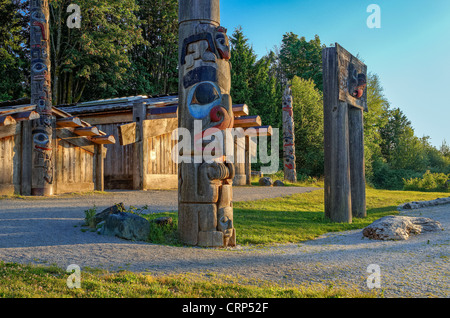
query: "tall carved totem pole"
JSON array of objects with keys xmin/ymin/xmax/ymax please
[
  {"xmin": 282, "ymin": 84, "xmax": 297, "ymax": 183},
  {"xmin": 30, "ymin": 0, "xmax": 54, "ymax": 196},
  {"xmin": 178, "ymin": 0, "xmax": 236, "ymax": 247},
  {"xmin": 322, "ymin": 43, "xmax": 368, "ymax": 223}
]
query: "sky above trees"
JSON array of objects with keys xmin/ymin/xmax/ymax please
[{"xmin": 221, "ymin": 0, "xmax": 450, "ymax": 148}]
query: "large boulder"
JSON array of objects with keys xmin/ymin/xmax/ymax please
[
  {"xmin": 362, "ymin": 215, "xmax": 443, "ymax": 241},
  {"xmin": 93, "ymin": 202, "xmax": 125, "ymax": 226},
  {"xmin": 259, "ymin": 177, "xmax": 273, "ymax": 186},
  {"xmin": 273, "ymin": 180, "xmax": 285, "ymax": 187},
  {"xmin": 101, "ymin": 211, "xmax": 150, "ymax": 241}
]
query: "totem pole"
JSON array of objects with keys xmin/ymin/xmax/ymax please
[
  {"xmin": 178, "ymin": 0, "xmax": 236, "ymax": 247},
  {"xmin": 282, "ymin": 84, "xmax": 297, "ymax": 183},
  {"xmin": 322, "ymin": 43, "xmax": 368, "ymax": 223},
  {"xmin": 30, "ymin": 0, "xmax": 54, "ymax": 196}
]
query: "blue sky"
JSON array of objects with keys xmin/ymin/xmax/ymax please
[{"xmin": 221, "ymin": 0, "xmax": 450, "ymax": 148}]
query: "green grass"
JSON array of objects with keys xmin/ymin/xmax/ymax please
[
  {"xmin": 142, "ymin": 187, "xmax": 449, "ymax": 246},
  {"xmin": 234, "ymin": 188, "xmax": 449, "ymax": 245},
  {"xmin": 0, "ymin": 262, "xmax": 378, "ymax": 298}
]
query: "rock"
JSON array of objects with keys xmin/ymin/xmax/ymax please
[
  {"xmin": 151, "ymin": 217, "xmax": 173, "ymax": 227},
  {"xmin": 101, "ymin": 211, "xmax": 150, "ymax": 241},
  {"xmin": 258, "ymin": 177, "xmax": 273, "ymax": 186},
  {"xmin": 362, "ymin": 215, "xmax": 443, "ymax": 241},
  {"xmin": 273, "ymin": 180, "xmax": 285, "ymax": 187},
  {"xmin": 399, "ymin": 197, "xmax": 450, "ymax": 210},
  {"xmin": 93, "ymin": 202, "xmax": 125, "ymax": 226}
]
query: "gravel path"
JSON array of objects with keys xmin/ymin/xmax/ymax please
[{"xmin": 0, "ymin": 187, "xmax": 448, "ymax": 298}]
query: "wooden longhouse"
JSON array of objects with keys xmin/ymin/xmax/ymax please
[
  {"xmin": 56, "ymin": 95, "xmax": 273, "ymax": 190},
  {"xmin": 0, "ymin": 101, "xmax": 115, "ymax": 196}
]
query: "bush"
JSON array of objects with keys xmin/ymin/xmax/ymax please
[
  {"xmin": 403, "ymin": 171, "xmax": 449, "ymax": 192},
  {"xmin": 370, "ymin": 159, "xmax": 421, "ymax": 190}
]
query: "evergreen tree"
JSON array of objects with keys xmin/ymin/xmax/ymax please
[
  {"xmin": 278, "ymin": 33, "xmax": 324, "ymax": 91},
  {"xmin": 0, "ymin": 0, "xmax": 29, "ymax": 101}
]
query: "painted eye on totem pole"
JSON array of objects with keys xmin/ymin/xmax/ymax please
[
  {"xmin": 187, "ymin": 81, "xmax": 222, "ymax": 120},
  {"xmin": 215, "ymin": 33, "xmax": 230, "ymax": 60},
  {"xmin": 32, "ymin": 62, "xmax": 48, "ymax": 74},
  {"xmin": 33, "ymin": 132, "xmax": 50, "ymax": 147}
]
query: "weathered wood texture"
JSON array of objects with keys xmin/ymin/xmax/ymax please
[
  {"xmin": 0, "ymin": 134, "xmax": 21, "ymax": 195},
  {"xmin": 53, "ymin": 139, "xmax": 95, "ymax": 194},
  {"xmin": 322, "ymin": 43, "xmax": 367, "ymax": 223},
  {"xmin": 97, "ymin": 123, "xmax": 134, "ymax": 190}
]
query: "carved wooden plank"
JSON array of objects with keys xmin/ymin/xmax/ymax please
[
  {"xmin": 74, "ymin": 126, "xmax": 101, "ymax": 137},
  {"xmin": 56, "ymin": 116, "xmax": 83, "ymax": 128},
  {"xmin": 0, "ymin": 105, "xmax": 36, "ymax": 117},
  {"xmin": 12, "ymin": 111, "xmax": 40, "ymax": 122},
  {"xmin": 118, "ymin": 122, "xmax": 137, "ymax": 146},
  {"xmin": 244, "ymin": 125, "xmax": 272, "ymax": 137},
  {"xmin": 0, "ymin": 116, "xmax": 16, "ymax": 127},
  {"xmin": 234, "ymin": 115, "xmax": 261, "ymax": 128},
  {"xmin": 232, "ymin": 104, "xmax": 249, "ymax": 117},
  {"xmin": 89, "ymin": 135, "xmax": 116, "ymax": 145}
]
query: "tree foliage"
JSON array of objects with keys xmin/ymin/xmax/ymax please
[
  {"xmin": 290, "ymin": 76, "xmax": 323, "ymax": 176},
  {"xmin": 0, "ymin": 0, "xmax": 29, "ymax": 101}
]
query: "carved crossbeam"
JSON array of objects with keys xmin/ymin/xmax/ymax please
[
  {"xmin": 89, "ymin": 135, "xmax": 116, "ymax": 145},
  {"xmin": 12, "ymin": 111, "xmax": 40, "ymax": 122},
  {"xmin": 0, "ymin": 116, "xmax": 17, "ymax": 127},
  {"xmin": 56, "ymin": 116, "xmax": 83, "ymax": 128},
  {"xmin": 234, "ymin": 115, "xmax": 261, "ymax": 128},
  {"xmin": 74, "ymin": 126, "xmax": 101, "ymax": 137},
  {"xmin": 244, "ymin": 125, "xmax": 272, "ymax": 137}
]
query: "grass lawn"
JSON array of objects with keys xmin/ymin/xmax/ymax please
[
  {"xmin": 144, "ymin": 187, "xmax": 449, "ymax": 246},
  {"xmin": 1, "ymin": 187, "xmax": 447, "ymax": 298}
]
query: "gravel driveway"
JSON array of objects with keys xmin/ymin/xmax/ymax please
[{"xmin": 0, "ymin": 187, "xmax": 448, "ymax": 298}]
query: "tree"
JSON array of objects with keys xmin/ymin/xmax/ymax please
[
  {"xmin": 130, "ymin": 0, "xmax": 179, "ymax": 96},
  {"xmin": 0, "ymin": 0, "xmax": 29, "ymax": 101},
  {"xmin": 290, "ymin": 76, "xmax": 324, "ymax": 176},
  {"xmin": 49, "ymin": 0, "xmax": 143, "ymax": 104},
  {"xmin": 278, "ymin": 33, "xmax": 324, "ymax": 91},
  {"xmin": 363, "ymin": 73, "xmax": 390, "ymax": 178},
  {"xmin": 229, "ymin": 26, "xmax": 257, "ymax": 107}
]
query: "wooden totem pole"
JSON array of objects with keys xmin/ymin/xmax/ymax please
[
  {"xmin": 282, "ymin": 84, "xmax": 297, "ymax": 183},
  {"xmin": 322, "ymin": 43, "xmax": 368, "ymax": 223},
  {"xmin": 30, "ymin": 0, "xmax": 54, "ymax": 196},
  {"xmin": 178, "ymin": 0, "xmax": 236, "ymax": 247}
]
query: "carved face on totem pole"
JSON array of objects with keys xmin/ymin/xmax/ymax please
[{"xmin": 178, "ymin": 21, "xmax": 236, "ymax": 247}]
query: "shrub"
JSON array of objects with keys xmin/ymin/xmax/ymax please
[{"xmin": 403, "ymin": 170, "xmax": 449, "ymax": 192}]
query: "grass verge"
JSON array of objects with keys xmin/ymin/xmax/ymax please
[{"xmin": 0, "ymin": 262, "xmax": 379, "ymax": 298}]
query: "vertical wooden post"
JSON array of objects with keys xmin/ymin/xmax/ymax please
[
  {"xmin": 282, "ymin": 84, "xmax": 297, "ymax": 183},
  {"xmin": 245, "ymin": 135, "xmax": 251, "ymax": 185},
  {"xmin": 178, "ymin": 0, "xmax": 236, "ymax": 247},
  {"xmin": 322, "ymin": 43, "xmax": 368, "ymax": 223},
  {"xmin": 132, "ymin": 101, "xmax": 146, "ymax": 190},
  {"xmin": 348, "ymin": 108, "xmax": 366, "ymax": 218},
  {"xmin": 30, "ymin": 0, "xmax": 54, "ymax": 196},
  {"xmin": 21, "ymin": 121, "xmax": 32, "ymax": 195},
  {"xmin": 94, "ymin": 144, "xmax": 104, "ymax": 191}
]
